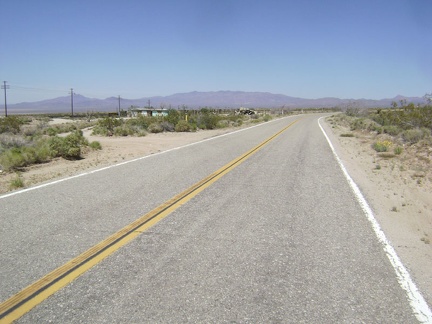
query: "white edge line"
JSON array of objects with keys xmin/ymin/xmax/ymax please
[
  {"xmin": 0, "ymin": 116, "xmax": 289, "ymax": 200},
  {"xmin": 318, "ymin": 117, "xmax": 432, "ymax": 323}
]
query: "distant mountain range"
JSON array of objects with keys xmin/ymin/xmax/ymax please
[{"xmin": 5, "ymin": 91, "xmax": 427, "ymax": 114}]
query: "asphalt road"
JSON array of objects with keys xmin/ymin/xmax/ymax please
[{"xmin": 0, "ymin": 114, "xmax": 423, "ymax": 323}]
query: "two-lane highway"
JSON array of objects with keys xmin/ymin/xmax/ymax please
[{"xmin": 0, "ymin": 114, "xmax": 428, "ymax": 322}]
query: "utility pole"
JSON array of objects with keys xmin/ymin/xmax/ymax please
[
  {"xmin": 2, "ymin": 81, "xmax": 9, "ymax": 117},
  {"xmin": 69, "ymin": 88, "xmax": 74, "ymax": 118},
  {"xmin": 118, "ymin": 95, "xmax": 121, "ymax": 117}
]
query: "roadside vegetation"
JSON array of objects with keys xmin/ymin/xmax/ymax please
[
  {"xmin": 91, "ymin": 108, "xmax": 249, "ymax": 136},
  {"xmin": 327, "ymin": 102, "xmax": 432, "ymax": 186},
  {"xmin": 0, "ymin": 116, "xmax": 101, "ymax": 173},
  {"xmin": 0, "ymin": 106, "xmax": 337, "ymax": 188},
  {"xmin": 0, "ymin": 108, "xmax": 272, "ymax": 174}
]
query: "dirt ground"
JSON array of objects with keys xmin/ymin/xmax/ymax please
[{"xmin": 1, "ymin": 115, "xmax": 431, "ymax": 308}]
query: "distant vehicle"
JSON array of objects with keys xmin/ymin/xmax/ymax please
[{"xmin": 235, "ymin": 107, "xmax": 256, "ymax": 115}]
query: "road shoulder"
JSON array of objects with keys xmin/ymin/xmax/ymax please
[{"xmin": 320, "ymin": 116, "xmax": 432, "ymax": 308}]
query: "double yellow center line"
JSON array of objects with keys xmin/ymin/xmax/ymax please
[{"xmin": 0, "ymin": 119, "xmax": 298, "ymax": 323}]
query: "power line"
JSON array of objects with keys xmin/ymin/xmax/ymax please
[{"xmin": 12, "ymin": 85, "xmax": 66, "ymax": 93}]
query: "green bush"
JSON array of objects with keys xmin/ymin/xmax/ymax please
[
  {"xmin": 45, "ymin": 127, "xmax": 59, "ymax": 136},
  {"xmin": 9, "ymin": 173, "xmax": 25, "ymax": 189},
  {"xmin": 263, "ymin": 114, "xmax": 273, "ymax": 122},
  {"xmin": 126, "ymin": 115, "xmax": 151, "ymax": 129},
  {"xmin": 92, "ymin": 117, "xmax": 122, "ymax": 136},
  {"xmin": 165, "ymin": 109, "xmax": 180, "ymax": 126},
  {"xmin": 91, "ymin": 125, "xmax": 109, "ymax": 136},
  {"xmin": 350, "ymin": 118, "xmax": 366, "ymax": 131},
  {"xmin": 0, "ymin": 148, "xmax": 27, "ymax": 170},
  {"xmin": 401, "ymin": 128, "xmax": 430, "ymax": 144},
  {"xmin": 394, "ymin": 146, "xmax": 403, "ymax": 155},
  {"xmin": 383, "ymin": 125, "xmax": 402, "ymax": 136},
  {"xmin": 148, "ymin": 123, "xmax": 164, "ymax": 133},
  {"xmin": 113, "ymin": 124, "xmax": 135, "ymax": 136},
  {"xmin": 175, "ymin": 120, "xmax": 192, "ymax": 132},
  {"xmin": 373, "ymin": 140, "xmax": 392, "ymax": 152},
  {"xmin": 89, "ymin": 141, "xmax": 102, "ymax": 150},
  {"xmin": 216, "ymin": 120, "xmax": 229, "ymax": 128},
  {"xmin": 0, "ymin": 116, "xmax": 24, "ymax": 134},
  {"xmin": 196, "ymin": 108, "xmax": 220, "ymax": 130},
  {"xmin": 0, "ymin": 141, "xmax": 53, "ymax": 171},
  {"xmin": 48, "ymin": 130, "xmax": 87, "ymax": 160}
]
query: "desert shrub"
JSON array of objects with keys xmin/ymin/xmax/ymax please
[
  {"xmin": 216, "ymin": 120, "xmax": 230, "ymax": 128},
  {"xmin": 383, "ymin": 125, "xmax": 402, "ymax": 136},
  {"xmin": 148, "ymin": 123, "xmax": 164, "ymax": 133},
  {"xmin": 373, "ymin": 140, "xmax": 392, "ymax": 152},
  {"xmin": 401, "ymin": 128, "xmax": 430, "ymax": 144},
  {"xmin": 34, "ymin": 140, "xmax": 53, "ymax": 162},
  {"xmin": 0, "ymin": 148, "xmax": 28, "ymax": 170},
  {"xmin": 43, "ymin": 122, "xmax": 86, "ymax": 136},
  {"xmin": 160, "ymin": 121, "xmax": 175, "ymax": 132},
  {"xmin": 231, "ymin": 119, "xmax": 243, "ymax": 127},
  {"xmin": 45, "ymin": 127, "xmax": 59, "ymax": 136},
  {"xmin": 126, "ymin": 115, "xmax": 151, "ymax": 129},
  {"xmin": 89, "ymin": 141, "xmax": 102, "ymax": 150},
  {"xmin": 349, "ymin": 118, "xmax": 363, "ymax": 131},
  {"xmin": 0, "ymin": 141, "xmax": 52, "ymax": 171},
  {"xmin": 91, "ymin": 125, "xmax": 110, "ymax": 136},
  {"xmin": 263, "ymin": 114, "xmax": 273, "ymax": 122},
  {"xmin": 366, "ymin": 121, "xmax": 383, "ymax": 134},
  {"xmin": 9, "ymin": 173, "xmax": 25, "ymax": 189},
  {"xmin": 370, "ymin": 106, "xmax": 432, "ymax": 130},
  {"xmin": 394, "ymin": 146, "xmax": 403, "ymax": 155},
  {"xmin": 165, "ymin": 109, "xmax": 180, "ymax": 126},
  {"xmin": 345, "ymin": 107, "xmax": 361, "ymax": 117},
  {"xmin": 133, "ymin": 128, "xmax": 148, "ymax": 137},
  {"xmin": 92, "ymin": 117, "xmax": 122, "ymax": 136},
  {"xmin": 0, "ymin": 134, "xmax": 30, "ymax": 150},
  {"xmin": 48, "ymin": 130, "xmax": 87, "ymax": 160},
  {"xmin": 196, "ymin": 108, "xmax": 220, "ymax": 130},
  {"xmin": 113, "ymin": 124, "xmax": 135, "ymax": 136},
  {"xmin": 0, "ymin": 116, "xmax": 24, "ymax": 134},
  {"xmin": 175, "ymin": 120, "xmax": 192, "ymax": 132},
  {"xmin": 22, "ymin": 125, "xmax": 42, "ymax": 137}
]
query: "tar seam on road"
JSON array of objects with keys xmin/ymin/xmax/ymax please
[
  {"xmin": 0, "ymin": 120, "xmax": 299, "ymax": 323},
  {"xmin": 318, "ymin": 117, "xmax": 432, "ymax": 324}
]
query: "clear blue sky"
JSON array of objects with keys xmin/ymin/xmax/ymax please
[{"xmin": 1, "ymin": 0, "xmax": 431, "ymax": 103}]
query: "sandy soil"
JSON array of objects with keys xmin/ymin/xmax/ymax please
[{"xmin": 1, "ymin": 116, "xmax": 431, "ymax": 308}]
